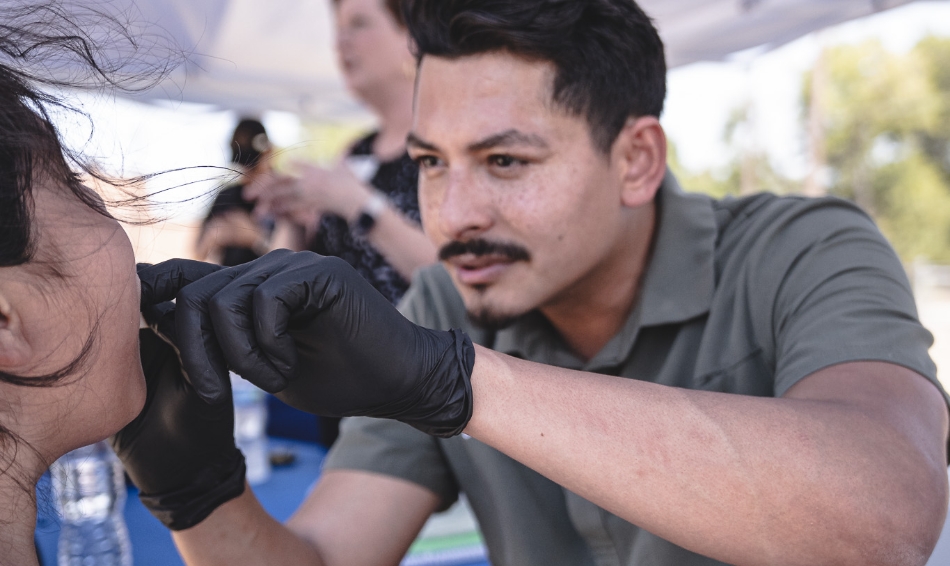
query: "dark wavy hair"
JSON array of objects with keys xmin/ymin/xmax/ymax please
[
  {"xmin": 0, "ymin": 1, "xmax": 180, "ymax": 475},
  {"xmin": 402, "ymin": 0, "xmax": 667, "ymax": 154},
  {"xmin": 1, "ymin": 1, "xmax": 180, "ymax": 266}
]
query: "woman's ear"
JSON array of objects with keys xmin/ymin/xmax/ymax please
[
  {"xmin": 0, "ymin": 291, "xmax": 31, "ymax": 369},
  {"xmin": 611, "ymin": 116, "xmax": 668, "ymax": 209}
]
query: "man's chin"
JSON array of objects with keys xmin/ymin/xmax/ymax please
[{"xmin": 465, "ymin": 307, "xmax": 523, "ymax": 331}]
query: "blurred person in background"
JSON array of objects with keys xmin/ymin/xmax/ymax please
[
  {"xmin": 251, "ymin": 0, "xmax": 436, "ymax": 305},
  {"xmin": 195, "ymin": 118, "xmax": 274, "ymax": 267}
]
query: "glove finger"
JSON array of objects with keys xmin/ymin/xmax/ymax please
[
  {"xmin": 175, "ymin": 265, "xmax": 249, "ymax": 404},
  {"xmin": 251, "ymin": 255, "xmax": 368, "ymax": 374},
  {"xmin": 208, "ymin": 269, "xmax": 289, "ymax": 394},
  {"xmin": 173, "ymin": 250, "xmax": 296, "ymax": 402},
  {"xmin": 250, "ymin": 268, "xmax": 318, "ymax": 380},
  {"xmin": 138, "ymin": 260, "xmax": 224, "ymax": 309}
]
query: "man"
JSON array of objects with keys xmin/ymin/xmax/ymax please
[{"xmin": 121, "ymin": 1, "xmax": 950, "ymax": 565}]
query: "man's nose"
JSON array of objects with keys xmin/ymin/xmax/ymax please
[{"xmin": 437, "ymin": 170, "xmax": 495, "ymax": 242}]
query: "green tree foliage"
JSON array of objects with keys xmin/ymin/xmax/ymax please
[
  {"xmin": 806, "ymin": 37, "xmax": 950, "ymax": 262},
  {"xmin": 668, "ymin": 141, "xmax": 794, "ymax": 200},
  {"xmin": 667, "ymin": 141, "xmax": 739, "ymax": 199},
  {"xmin": 669, "ymin": 102, "xmax": 795, "ymax": 201},
  {"xmin": 915, "ymin": 37, "xmax": 950, "ymax": 184},
  {"xmin": 674, "ymin": 36, "xmax": 950, "ymax": 263}
]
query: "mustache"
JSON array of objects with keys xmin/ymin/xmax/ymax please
[{"xmin": 438, "ymin": 239, "xmax": 531, "ymax": 263}]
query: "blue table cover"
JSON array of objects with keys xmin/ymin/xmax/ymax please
[{"xmin": 35, "ymin": 438, "xmax": 488, "ymax": 566}]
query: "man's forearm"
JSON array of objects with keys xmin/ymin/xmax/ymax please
[
  {"xmin": 464, "ymin": 348, "xmax": 949, "ymax": 566},
  {"xmin": 172, "ymin": 487, "xmax": 325, "ymax": 566},
  {"xmin": 171, "ymin": 470, "xmax": 441, "ymax": 566}
]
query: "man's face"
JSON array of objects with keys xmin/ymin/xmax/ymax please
[{"xmin": 409, "ymin": 52, "xmax": 634, "ymax": 327}]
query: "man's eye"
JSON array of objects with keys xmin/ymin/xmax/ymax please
[
  {"xmin": 415, "ymin": 155, "xmax": 441, "ymax": 169},
  {"xmin": 489, "ymin": 155, "xmax": 524, "ymax": 168}
]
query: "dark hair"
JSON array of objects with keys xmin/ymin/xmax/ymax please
[
  {"xmin": 402, "ymin": 0, "xmax": 667, "ymax": 153},
  {"xmin": 229, "ymin": 118, "xmax": 270, "ymax": 168},
  {"xmin": 0, "ymin": 1, "xmax": 178, "ymax": 443},
  {"xmin": 1, "ymin": 1, "xmax": 179, "ymax": 269},
  {"xmin": 0, "ymin": 1, "xmax": 182, "ymax": 490},
  {"xmin": 332, "ymin": 0, "xmax": 407, "ymax": 29}
]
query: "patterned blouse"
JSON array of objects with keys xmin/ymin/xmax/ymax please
[{"xmin": 308, "ymin": 132, "xmax": 421, "ymax": 305}]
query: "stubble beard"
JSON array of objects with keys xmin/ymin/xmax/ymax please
[
  {"xmin": 466, "ymin": 308, "xmax": 522, "ymax": 331},
  {"xmin": 464, "ymin": 292, "xmax": 527, "ymax": 331}
]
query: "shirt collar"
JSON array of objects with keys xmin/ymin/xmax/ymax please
[{"xmin": 493, "ymin": 172, "xmax": 718, "ymax": 371}]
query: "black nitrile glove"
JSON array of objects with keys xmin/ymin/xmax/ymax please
[
  {"xmin": 110, "ymin": 261, "xmax": 245, "ymax": 531},
  {"xmin": 141, "ymin": 250, "xmax": 476, "ymax": 438},
  {"xmin": 137, "ymin": 260, "xmax": 229, "ymax": 401}
]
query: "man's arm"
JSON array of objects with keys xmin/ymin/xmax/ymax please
[
  {"xmin": 147, "ymin": 252, "xmax": 949, "ymax": 565},
  {"xmin": 172, "ymin": 470, "xmax": 441, "ymax": 566},
  {"xmin": 466, "ymin": 351, "xmax": 949, "ymax": 566}
]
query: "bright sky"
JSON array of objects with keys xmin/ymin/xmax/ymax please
[{"xmin": 55, "ymin": 0, "xmax": 950, "ymax": 219}]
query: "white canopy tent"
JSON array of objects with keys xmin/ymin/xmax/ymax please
[{"xmin": 114, "ymin": 0, "xmax": 921, "ymax": 120}]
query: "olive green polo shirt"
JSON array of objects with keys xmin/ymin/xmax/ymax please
[{"xmin": 325, "ymin": 174, "xmax": 947, "ymax": 566}]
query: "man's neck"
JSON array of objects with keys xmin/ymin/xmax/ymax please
[
  {"xmin": 364, "ymin": 78, "xmax": 415, "ymax": 161},
  {"xmin": 540, "ymin": 204, "xmax": 656, "ymax": 362}
]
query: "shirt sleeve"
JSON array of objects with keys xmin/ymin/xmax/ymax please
[
  {"xmin": 323, "ymin": 417, "xmax": 460, "ymax": 510},
  {"xmin": 756, "ymin": 198, "xmax": 944, "ymax": 402}
]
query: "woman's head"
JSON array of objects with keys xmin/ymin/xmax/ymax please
[
  {"xmin": 229, "ymin": 118, "xmax": 271, "ymax": 170},
  {"xmin": 0, "ymin": 174, "xmax": 145, "ymax": 461},
  {"xmin": 333, "ymin": 0, "xmax": 415, "ymax": 104},
  {"xmin": 0, "ymin": 2, "xmax": 171, "ymax": 475}
]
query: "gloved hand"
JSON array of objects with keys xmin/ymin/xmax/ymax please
[
  {"xmin": 110, "ymin": 261, "xmax": 245, "ymax": 531},
  {"xmin": 140, "ymin": 250, "xmax": 476, "ymax": 438}
]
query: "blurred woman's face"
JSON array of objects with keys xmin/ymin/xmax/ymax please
[
  {"xmin": 0, "ymin": 179, "xmax": 145, "ymax": 461},
  {"xmin": 334, "ymin": 0, "xmax": 413, "ymax": 100}
]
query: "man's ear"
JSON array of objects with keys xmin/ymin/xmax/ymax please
[
  {"xmin": 0, "ymin": 291, "xmax": 31, "ymax": 370},
  {"xmin": 611, "ymin": 116, "xmax": 667, "ymax": 209}
]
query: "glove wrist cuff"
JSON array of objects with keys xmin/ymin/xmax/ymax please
[
  {"xmin": 405, "ymin": 328, "xmax": 475, "ymax": 438},
  {"xmin": 138, "ymin": 450, "xmax": 247, "ymax": 531}
]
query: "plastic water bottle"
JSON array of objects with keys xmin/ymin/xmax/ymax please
[
  {"xmin": 51, "ymin": 441, "xmax": 132, "ymax": 566},
  {"xmin": 231, "ymin": 371, "xmax": 271, "ymax": 484}
]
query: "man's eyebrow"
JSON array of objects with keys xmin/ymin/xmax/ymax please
[
  {"xmin": 406, "ymin": 129, "xmax": 550, "ymax": 154},
  {"xmin": 467, "ymin": 129, "xmax": 548, "ymax": 153},
  {"xmin": 406, "ymin": 132, "xmax": 439, "ymax": 152}
]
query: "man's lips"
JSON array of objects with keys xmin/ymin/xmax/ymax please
[
  {"xmin": 448, "ymin": 254, "xmax": 519, "ymax": 286},
  {"xmin": 439, "ymin": 239, "xmax": 531, "ymax": 287}
]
